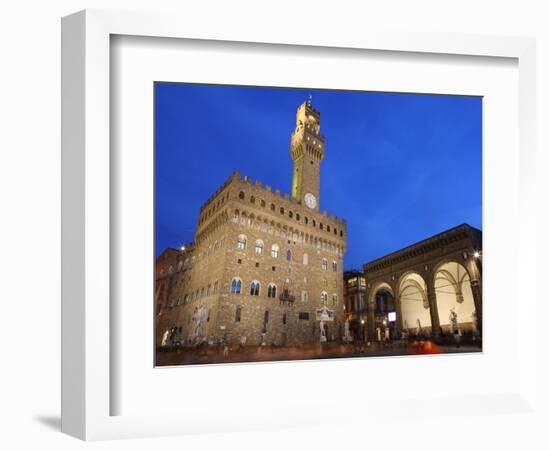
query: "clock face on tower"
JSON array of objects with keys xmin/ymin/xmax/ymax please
[{"xmin": 304, "ymin": 193, "xmax": 317, "ymax": 209}]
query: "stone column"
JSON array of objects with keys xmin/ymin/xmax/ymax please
[
  {"xmin": 366, "ymin": 294, "xmax": 376, "ymax": 342},
  {"xmin": 470, "ymin": 279, "xmax": 483, "ymax": 337},
  {"xmin": 426, "ymin": 282, "xmax": 441, "ymax": 341},
  {"xmin": 393, "ymin": 284, "xmax": 403, "ymax": 337}
]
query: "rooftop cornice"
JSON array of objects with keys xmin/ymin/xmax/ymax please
[{"xmin": 363, "ymin": 224, "xmax": 481, "ymax": 272}]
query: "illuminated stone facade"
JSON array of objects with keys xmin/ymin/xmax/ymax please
[
  {"xmin": 155, "ymin": 100, "xmax": 347, "ymax": 347},
  {"xmin": 362, "ymin": 224, "xmax": 482, "ymax": 343}
]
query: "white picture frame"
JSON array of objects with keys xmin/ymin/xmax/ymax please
[{"xmin": 61, "ymin": 9, "xmax": 537, "ymax": 441}]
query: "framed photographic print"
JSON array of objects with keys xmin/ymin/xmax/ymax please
[
  {"xmin": 153, "ymin": 83, "xmax": 483, "ymax": 367},
  {"xmin": 62, "ymin": 9, "xmax": 537, "ymax": 441}
]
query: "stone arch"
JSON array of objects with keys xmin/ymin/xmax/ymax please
[
  {"xmin": 368, "ymin": 281, "xmax": 394, "ymax": 303},
  {"xmin": 397, "ymin": 271, "xmax": 431, "ymax": 334},
  {"xmin": 432, "ymin": 260, "xmax": 476, "ymax": 333},
  {"xmin": 368, "ymin": 282, "xmax": 397, "ymax": 341}
]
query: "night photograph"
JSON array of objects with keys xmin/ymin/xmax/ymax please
[{"xmin": 154, "ymin": 83, "xmax": 483, "ymax": 366}]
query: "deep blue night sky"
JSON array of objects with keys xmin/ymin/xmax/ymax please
[{"xmin": 155, "ymin": 83, "xmax": 482, "ymax": 270}]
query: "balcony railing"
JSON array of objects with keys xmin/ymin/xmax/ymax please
[{"xmin": 279, "ymin": 292, "xmax": 296, "ymax": 305}]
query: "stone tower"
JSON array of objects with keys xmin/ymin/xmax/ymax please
[{"xmin": 290, "ymin": 98, "xmax": 325, "ymax": 211}]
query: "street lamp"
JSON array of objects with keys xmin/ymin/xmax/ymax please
[{"xmin": 473, "ymin": 251, "xmax": 481, "ymax": 258}]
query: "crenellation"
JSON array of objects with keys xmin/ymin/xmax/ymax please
[
  {"xmin": 228, "ymin": 172, "xmax": 346, "ymax": 230},
  {"xmin": 229, "ymin": 175, "xmax": 347, "ymax": 235}
]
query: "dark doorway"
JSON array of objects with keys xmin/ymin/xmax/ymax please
[{"xmin": 375, "ymin": 289, "xmax": 397, "ymax": 341}]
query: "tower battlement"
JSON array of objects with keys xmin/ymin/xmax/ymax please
[
  {"xmin": 196, "ymin": 171, "xmax": 347, "ymax": 234},
  {"xmin": 290, "ymin": 99, "xmax": 325, "ymax": 210},
  {"xmin": 229, "ymin": 173, "xmax": 347, "ymax": 229}
]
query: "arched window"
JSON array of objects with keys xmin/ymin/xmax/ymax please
[
  {"xmin": 321, "ymin": 291, "xmax": 328, "ymax": 305},
  {"xmin": 270, "ymin": 203, "xmax": 275, "ymax": 211},
  {"xmin": 230, "ymin": 278, "xmax": 242, "ymax": 294},
  {"xmin": 303, "ymin": 253, "xmax": 309, "ymax": 265},
  {"xmin": 236, "ymin": 234, "xmax": 247, "ymax": 250},
  {"xmin": 250, "ymin": 281, "xmax": 260, "ymax": 296},
  {"xmin": 271, "ymin": 244, "xmax": 280, "ymax": 258},
  {"xmin": 254, "ymin": 239, "xmax": 264, "ymax": 255},
  {"xmin": 286, "ymin": 249, "xmax": 292, "ymax": 261},
  {"xmin": 332, "ymin": 294, "xmax": 338, "ymax": 306},
  {"xmin": 301, "ymin": 290, "xmax": 308, "ymax": 303},
  {"xmin": 280, "ymin": 207, "xmax": 285, "ymax": 215},
  {"xmin": 296, "ymin": 213, "xmax": 300, "ymax": 221},
  {"xmin": 261, "ymin": 199, "xmax": 266, "ymax": 207},
  {"xmin": 238, "ymin": 191, "xmax": 245, "ymax": 200},
  {"xmin": 250, "ymin": 195, "xmax": 255, "ymax": 204},
  {"xmin": 332, "ymin": 261, "xmax": 338, "ymax": 272},
  {"xmin": 289, "ymin": 211, "xmax": 293, "ymax": 218},
  {"xmin": 268, "ymin": 283, "xmax": 277, "ymax": 298},
  {"xmin": 321, "ymin": 259, "xmax": 328, "ymax": 271}
]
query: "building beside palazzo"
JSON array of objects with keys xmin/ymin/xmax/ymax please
[
  {"xmin": 155, "ymin": 99, "xmax": 347, "ymax": 347},
  {"xmin": 343, "ymin": 270, "xmax": 367, "ymax": 342},
  {"xmin": 362, "ymin": 223, "xmax": 482, "ymax": 343}
]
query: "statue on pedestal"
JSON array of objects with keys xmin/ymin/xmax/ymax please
[
  {"xmin": 319, "ymin": 320, "xmax": 327, "ymax": 343},
  {"xmin": 161, "ymin": 329, "xmax": 170, "ymax": 347},
  {"xmin": 343, "ymin": 319, "xmax": 353, "ymax": 343},
  {"xmin": 316, "ymin": 305, "xmax": 332, "ymax": 343},
  {"xmin": 449, "ymin": 308, "xmax": 461, "ymax": 347},
  {"xmin": 193, "ymin": 306, "xmax": 207, "ymax": 343}
]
